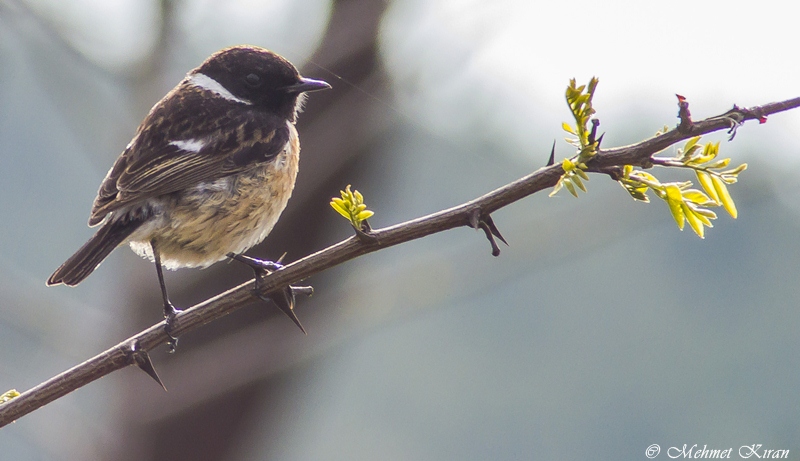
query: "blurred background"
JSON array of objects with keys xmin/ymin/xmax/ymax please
[{"xmin": 2, "ymin": 0, "xmax": 799, "ymax": 459}]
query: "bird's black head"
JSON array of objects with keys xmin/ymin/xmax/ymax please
[{"xmin": 193, "ymin": 45, "xmax": 330, "ymax": 121}]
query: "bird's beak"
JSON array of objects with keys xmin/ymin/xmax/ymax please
[{"xmin": 281, "ymin": 77, "xmax": 331, "ymax": 93}]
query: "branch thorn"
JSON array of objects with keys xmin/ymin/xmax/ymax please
[
  {"xmin": 484, "ymin": 215, "xmax": 508, "ymax": 246},
  {"xmin": 227, "ymin": 253, "xmax": 308, "ymax": 334},
  {"xmin": 588, "ymin": 119, "xmax": 600, "ymax": 145},
  {"xmin": 547, "ymin": 140, "xmax": 556, "ymax": 166},
  {"xmin": 257, "ymin": 287, "xmax": 307, "ymax": 334},
  {"xmin": 595, "ymin": 132, "xmax": 605, "ymax": 149},
  {"xmin": 126, "ymin": 340, "xmax": 166, "ymax": 391},
  {"xmin": 468, "ymin": 209, "xmax": 507, "ymax": 257},
  {"xmin": 479, "ymin": 222, "xmax": 501, "ymax": 257}
]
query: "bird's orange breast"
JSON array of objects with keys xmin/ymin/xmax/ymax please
[{"xmin": 127, "ymin": 124, "xmax": 301, "ymax": 269}]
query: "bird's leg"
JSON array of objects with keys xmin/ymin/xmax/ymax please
[
  {"xmin": 151, "ymin": 240, "xmax": 181, "ymax": 353},
  {"xmin": 227, "ymin": 253, "xmax": 310, "ymax": 334}
]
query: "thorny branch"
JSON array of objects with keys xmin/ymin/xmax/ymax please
[{"xmin": 1, "ymin": 95, "xmax": 799, "ymax": 427}]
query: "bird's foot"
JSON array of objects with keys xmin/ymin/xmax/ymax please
[
  {"xmin": 163, "ymin": 301, "xmax": 182, "ymax": 353},
  {"xmin": 227, "ymin": 252, "xmax": 283, "ymax": 273},
  {"xmin": 227, "ymin": 253, "xmax": 312, "ymax": 334}
]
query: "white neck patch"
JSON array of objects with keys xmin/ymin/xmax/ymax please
[{"xmin": 188, "ymin": 72, "xmax": 252, "ymax": 105}]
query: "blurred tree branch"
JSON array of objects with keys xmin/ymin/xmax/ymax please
[{"xmin": 1, "ymin": 95, "xmax": 798, "ymax": 427}]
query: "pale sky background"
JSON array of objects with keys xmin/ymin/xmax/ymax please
[
  {"xmin": 381, "ymin": 0, "xmax": 799, "ymax": 158},
  {"xmin": 1, "ymin": 0, "xmax": 799, "ymax": 459}
]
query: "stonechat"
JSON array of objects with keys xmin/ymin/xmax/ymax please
[{"xmin": 47, "ymin": 45, "xmax": 330, "ymax": 348}]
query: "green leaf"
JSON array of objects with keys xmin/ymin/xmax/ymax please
[
  {"xmin": 692, "ymin": 206, "xmax": 717, "ymax": 219},
  {"xmin": 632, "ymin": 170, "xmax": 660, "ymax": 186},
  {"xmin": 572, "ymin": 175, "xmax": 587, "ymax": 192},
  {"xmin": 682, "ymin": 189, "xmax": 712, "ymax": 205},
  {"xmin": 356, "ymin": 210, "xmax": 374, "ymax": 221},
  {"xmin": 665, "ymin": 184, "xmax": 685, "ymax": 230},
  {"xmin": 683, "ymin": 136, "xmax": 702, "ymax": 154},
  {"xmin": 330, "ymin": 201, "xmax": 349, "ymax": 219},
  {"xmin": 712, "ymin": 175, "xmax": 737, "ymax": 218},
  {"xmin": 696, "ymin": 171, "xmax": 719, "ymax": 204},
  {"xmin": 564, "ymin": 178, "xmax": 578, "ymax": 197},
  {"xmin": 562, "ymin": 122, "xmax": 576, "ymax": 135},
  {"xmin": 620, "ymin": 182, "xmax": 650, "ymax": 202},
  {"xmin": 573, "ymin": 94, "xmax": 589, "ymax": 110},
  {"xmin": 331, "ymin": 184, "xmax": 375, "ymax": 228},
  {"xmin": 549, "ymin": 178, "xmax": 564, "ymax": 197},
  {"xmin": 688, "ymin": 205, "xmax": 714, "ymax": 227},
  {"xmin": 682, "ymin": 203, "xmax": 705, "ymax": 238},
  {"xmin": 703, "ymin": 158, "xmax": 731, "ymax": 169},
  {"xmin": 1, "ymin": 389, "xmax": 20, "ymax": 403},
  {"xmin": 622, "ymin": 165, "xmax": 634, "ymax": 177},
  {"xmin": 705, "ymin": 141, "xmax": 720, "ymax": 156},
  {"xmin": 721, "ymin": 163, "xmax": 748, "ymax": 176},
  {"xmin": 587, "ymin": 77, "xmax": 599, "ymax": 95}
]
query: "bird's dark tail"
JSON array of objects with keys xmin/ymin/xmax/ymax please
[{"xmin": 47, "ymin": 219, "xmax": 142, "ymax": 286}]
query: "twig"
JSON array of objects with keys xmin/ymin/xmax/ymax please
[{"xmin": 1, "ymin": 96, "xmax": 798, "ymax": 427}]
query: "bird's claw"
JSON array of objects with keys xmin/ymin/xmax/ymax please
[
  {"xmin": 163, "ymin": 302, "xmax": 181, "ymax": 353},
  {"xmin": 227, "ymin": 252, "xmax": 310, "ymax": 334}
]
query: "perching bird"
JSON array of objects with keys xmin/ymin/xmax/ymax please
[{"xmin": 47, "ymin": 45, "xmax": 330, "ymax": 349}]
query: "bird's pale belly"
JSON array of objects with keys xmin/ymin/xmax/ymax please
[{"xmin": 127, "ymin": 146, "xmax": 299, "ymax": 270}]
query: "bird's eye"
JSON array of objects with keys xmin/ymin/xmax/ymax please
[{"xmin": 244, "ymin": 73, "xmax": 261, "ymax": 87}]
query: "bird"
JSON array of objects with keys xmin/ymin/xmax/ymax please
[{"xmin": 47, "ymin": 45, "xmax": 331, "ymax": 350}]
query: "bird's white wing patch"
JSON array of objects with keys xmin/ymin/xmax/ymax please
[{"xmin": 169, "ymin": 139, "xmax": 206, "ymax": 153}]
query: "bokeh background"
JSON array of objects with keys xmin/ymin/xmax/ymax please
[{"xmin": 2, "ymin": 0, "xmax": 799, "ymax": 459}]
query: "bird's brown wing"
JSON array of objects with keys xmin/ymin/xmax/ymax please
[{"xmin": 89, "ymin": 86, "xmax": 290, "ymax": 226}]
